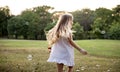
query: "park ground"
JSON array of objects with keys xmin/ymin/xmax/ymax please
[{"xmin": 0, "ymin": 39, "xmax": 120, "ymax": 72}]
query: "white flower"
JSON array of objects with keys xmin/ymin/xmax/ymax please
[
  {"xmin": 76, "ymin": 70, "xmax": 80, "ymax": 72},
  {"xmin": 96, "ymin": 64, "xmax": 100, "ymax": 67},
  {"xmin": 107, "ymin": 69, "xmax": 110, "ymax": 72},
  {"xmin": 81, "ymin": 68, "xmax": 84, "ymax": 71},
  {"xmin": 27, "ymin": 54, "xmax": 33, "ymax": 61},
  {"xmin": 81, "ymin": 66, "xmax": 85, "ymax": 70}
]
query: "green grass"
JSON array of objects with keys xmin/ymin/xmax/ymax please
[{"xmin": 0, "ymin": 39, "xmax": 120, "ymax": 72}]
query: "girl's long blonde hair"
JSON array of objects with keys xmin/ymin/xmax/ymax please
[{"xmin": 46, "ymin": 13, "xmax": 73, "ymax": 46}]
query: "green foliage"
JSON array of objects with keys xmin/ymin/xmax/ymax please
[
  {"xmin": 23, "ymin": 6, "xmax": 53, "ymax": 40},
  {"xmin": 32, "ymin": 6, "xmax": 53, "ymax": 40},
  {"xmin": 72, "ymin": 22, "xmax": 84, "ymax": 39},
  {"xmin": 72, "ymin": 9, "xmax": 95, "ymax": 39},
  {"xmin": 91, "ymin": 8, "xmax": 113, "ymax": 39},
  {"xmin": 0, "ymin": 6, "xmax": 10, "ymax": 37},
  {"xmin": 21, "ymin": 10, "xmax": 39, "ymax": 39},
  {"xmin": 112, "ymin": 5, "xmax": 120, "ymax": 22},
  {"xmin": 44, "ymin": 21, "xmax": 56, "ymax": 32},
  {"xmin": 94, "ymin": 8, "xmax": 113, "ymax": 27},
  {"xmin": 108, "ymin": 21, "xmax": 120, "ymax": 39},
  {"xmin": 72, "ymin": 9, "xmax": 95, "ymax": 31},
  {"xmin": 91, "ymin": 18, "xmax": 106, "ymax": 39},
  {"xmin": 7, "ymin": 16, "xmax": 25, "ymax": 39},
  {"xmin": 95, "ymin": 8, "xmax": 112, "ymax": 19},
  {"xmin": 1, "ymin": 5, "xmax": 120, "ymax": 40}
]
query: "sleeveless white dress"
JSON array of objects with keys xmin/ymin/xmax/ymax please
[{"xmin": 47, "ymin": 37, "xmax": 74, "ymax": 66}]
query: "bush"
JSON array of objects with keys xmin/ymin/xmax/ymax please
[
  {"xmin": 72, "ymin": 22, "xmax": 84, "ymax": 39},
  {"xmin": 108, "ymin": 21, "xmax": 120, "ymax": 39}
]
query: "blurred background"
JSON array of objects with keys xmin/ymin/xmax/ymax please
[{"xmin": 0, "ymin": 0, "xmax": 120, "ymax": 40}]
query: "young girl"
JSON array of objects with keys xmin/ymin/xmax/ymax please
[{"xmin": 46, "ymin": 13, "xmax": 87, "ymax": 72}]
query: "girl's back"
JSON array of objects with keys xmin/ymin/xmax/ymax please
[{"xmin": 47, "ymin": 37, "xmax": 74, "ymax": 66}]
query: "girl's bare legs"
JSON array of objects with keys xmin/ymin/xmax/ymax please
[
  {"xmin": 57, "ymin": 63, "xmax": 64, "ymax": 72},
  {"xmin": 68, "ymin": 66, "xmax": 73, "ymax": 72}
]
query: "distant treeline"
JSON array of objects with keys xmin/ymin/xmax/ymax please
[{"xmin": 0, "ymin": 5, "xmax": 120, "ymax": 40}]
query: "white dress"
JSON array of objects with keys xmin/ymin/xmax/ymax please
[{"xmin": 47, "ymin": 37, "xmax": 74, "ymax": 66}]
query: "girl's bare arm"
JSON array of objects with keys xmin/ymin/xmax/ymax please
[{"xmin": 68, "ymin": 38, "xmax": 87, "ymax": 55}]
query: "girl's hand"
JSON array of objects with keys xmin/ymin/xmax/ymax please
[
  {"xmin": 48, "ymin": 47, "xmax": 51, "ymax": 53},
  {"xmin": 80, "ymin": 49, "xmax": 87, "ymax": 55}
]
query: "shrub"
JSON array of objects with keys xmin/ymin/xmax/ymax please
[{"xmin": 108, "ymin": 21, "xmax": 120, "ymax": 39}]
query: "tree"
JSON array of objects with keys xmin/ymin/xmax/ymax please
[
  {"xmin": 92, "ymin": 8, "xmax": 112, "ymax": 39},
  {"xmin": 108, "ymin": 21, "xmax": 120, "ymax": 39},
  {"xmin": 72, "ymin": 9, "xmax": 95, "ymax": 39},
  {"xmin": 20, "ymin": 5, "xmax": 53, "ymax": 40},
  {"xmin": 72, "ymin": 22, "xmax": 84, "ymax": 39},
  {"xmin": 44, "ymin": 20, "xmax": 56, "ymax": 32},
  {"xmin": 112, "ymin": 5, "xmax": 120, "ymax": 22},
  {"xmin": 8, "ymin": 16, "xmax": 25, "ymax": 39},
  {"xmin": 91, "ymin": 18, "xmax": 105, "ymax": 38},
  {"xmin": 21, "ymin": 9, "xmax": 39, "ymax": 39},
  {"xmin": 95, "ymin": 7, "xmax": 113, "ymax": 24},
  {"xmin": 108, "ymin": 5, "xmax": 120, "ymax": 39},
  {"xmin": 72, "ymin": 9, "xmax": 95, "ymax": 31},
  {"xmin": 0, "ymin": 6, "xmax": 10, "ymax": 37},
  {"xmin": 32, "ymin": 5, "xmax": 53, "ymax": 40}
]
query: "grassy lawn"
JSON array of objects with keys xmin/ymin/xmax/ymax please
[{"xmin": 0, "ymin": 39, "xmax": 120, "ymax": 72}]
